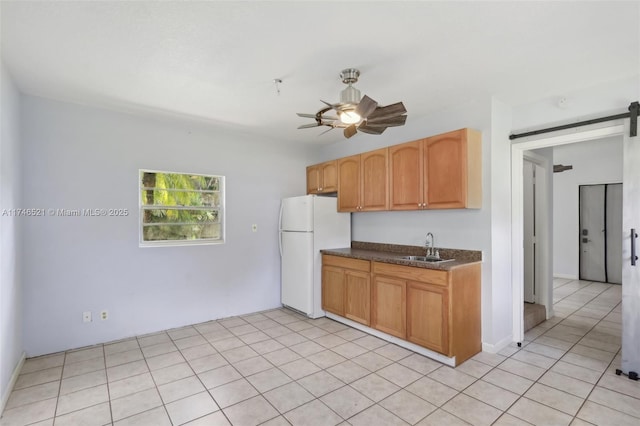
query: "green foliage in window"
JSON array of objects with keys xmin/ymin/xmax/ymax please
[{"xmin": 140, "ymin": 171, "xmax": 223, "ymax": 244}]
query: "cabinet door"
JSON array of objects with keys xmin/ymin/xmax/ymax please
[
  {"xmin": 372, "ymin": 275, "xmax": 406, "ymax": 338},
  {"xmin": 337, "ymin": 154, "xmax": 361, "ymax": 212},
  {"xmin": 306, "ymin": 165, "xmax": 321, "ymax": 194},
  {"xmin": 361, "ymin": 148, "xmax": 389, "ymax": 211},
  {"xmin": 345, "ymin": 271, "xmax": 370, "ymax": 325},
  {"xmin": 320, "ymin": 161, "xmax": 338, "ymax": 193},
  {"xmin": 407, "ymin": 281, "xmax": 449, "ymax": 354},
  {"xmin": 389, "ymin": 141, "xmax": 423, "ymax": 210},
  {"xmin": 322, "ymin": 265, "xmax": 345, "ymax": 315},
  {"xmin": 424, "ymin": 130, "xmax": 467, "ymax": 209}
]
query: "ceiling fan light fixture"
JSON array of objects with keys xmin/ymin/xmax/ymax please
[
  {"xmin": 339, "ymin": 109, "xmax": 361, "ymax": 124},
  {"xmin": 297, "ymin": 68, "xmax": 406, "ymax": 139}
]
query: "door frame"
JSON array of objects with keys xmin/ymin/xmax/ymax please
[
  {"xmin": 522, "ymin": 152, "xmax": 549, "ymax": 307},
  {"xmin": 510, "ymin": 123, "xmax": 625, "ymax": 343}
]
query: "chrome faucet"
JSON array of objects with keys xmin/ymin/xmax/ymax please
[{"xmin": 425, "ymin": 232, "xmax": 440, "ymax": 259}]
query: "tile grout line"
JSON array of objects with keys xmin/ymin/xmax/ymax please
[
  {"xmin": 432, "ymin": 281, "xmax": 619, "ymax": 424},
  {"xmin": 101, "ymin": 343, "xmax": 114, "ymax": 425},
  {"xmin": 8, "ymin": 295, "xmax": 631, "ymax": 426},
  {"xmin": 492, "ymin": 289, "xmax": 622, "ymax": 424}
]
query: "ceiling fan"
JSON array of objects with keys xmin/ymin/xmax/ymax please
[{"xmin": 297, "ymin": 68, "xmax": 407, "ymax": 139}]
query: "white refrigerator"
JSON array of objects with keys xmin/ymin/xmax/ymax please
[{"xmin": 279, "ymin": 195, "xmax": 351, "ymax": 318}]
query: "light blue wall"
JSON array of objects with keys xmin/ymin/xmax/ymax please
[
  {"xmin": 20, "ymin": 96, "xmax": 310, "ymax": 356},
  {"xmin": 0, "ymin": 62, "xmax": 23, "ymax": 406}
]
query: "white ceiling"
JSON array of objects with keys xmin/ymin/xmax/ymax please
[{"xmin": 1, "ymin": 1, "xmax": 638, "ymax": 144}]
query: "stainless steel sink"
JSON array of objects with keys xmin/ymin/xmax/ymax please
[{"xmin": 400, "ymin": 255, "xmax": 453, "ymax": 263}]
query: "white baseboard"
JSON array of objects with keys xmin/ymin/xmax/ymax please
[
  {"xmin": 546, "ymin": 308, "xmax": 556, "ymax": 320},
  {"xmin": 325, "ymin": 312, "xmax": 457, "ymax": 367},
  {"xmin": 482, "ymin": 334, "xmax": 513, "ymax": 354},
  {"xmin": 554, "ymin": 274, "xmax": 578, "ymax": 280},
  {"xmin": 0, "ymin": 351, "xmax": 26, "ymax": 416}
]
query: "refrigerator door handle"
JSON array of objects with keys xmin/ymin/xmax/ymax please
[
  {"xmin": 278, "ymin": 203, "xmax": 284, "ymax": 258},
  {"xmin": 632, "ymin": 228, "xmax": 638, "ymax": 266}
]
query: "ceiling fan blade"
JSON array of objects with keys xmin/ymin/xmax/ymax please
[
  {"xmin": 344, "ymin": 124, "xmax": 358, "ymax": 139},
  {"xmin": 298, "ymin": 123, "xmax": 321, "ymax": 129},
  {"xmin": 318, "ymin": 127, "xmax": 335, "ymax": 136},
  {"xmin": 355, "ymin": 95, "xmax": 378, "ymax": 119},
  {"xmin": 357, "ymin": 124, "xmax": 385, "ymax": 135},
  {"xmin": 367, "ymin": 102, "xmax": 407, "ymax": 122},
  {"xmin": 364, "ymin": 115, "xmax": 407, "ymax": 128},
  {"xmin": 297, "ymin": 113, "xmax": 318, "ymax": 119},
  {"xmin": 320, "ymin": 99, "xmax": 342, "ymax": 111}
]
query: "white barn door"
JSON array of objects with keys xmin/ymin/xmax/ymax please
[{"xmin": 621, "ymin": 120, "xmax": 640, "ymax": 377}]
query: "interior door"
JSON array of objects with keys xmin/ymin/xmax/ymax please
[
  {"xmin": 523, "ymin": 160, "xmax": 536, "ymax": 303},
  {"xmin": 579, "ymin": 184, "xmax": 622, "ymax": 284},
  {"xmin": 622, "ymin": 121, "xmax": 640, "ymax": 376},
  {"xmin": 580, "ymin": 185, "xmax": 607, "ymax": 282}
]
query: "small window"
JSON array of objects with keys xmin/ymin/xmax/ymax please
[{"xmin": 139, "ymin": 170, "xmax": 224, "ymax": 247}]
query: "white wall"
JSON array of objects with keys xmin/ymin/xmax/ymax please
[
  {"xmin": 552, "ymin": 137, "xmax": 623, "ymax": 279},
  {"xmin": 0, "ymin": 62, "xmax": 23, "ymax": 407},
  {"xmin": 512, "ymin": 76, "xmax": 639, "ymax": 131},
  {"xmin": 20, "ymin": 95, "xmax": 310, "ymax": 356}
]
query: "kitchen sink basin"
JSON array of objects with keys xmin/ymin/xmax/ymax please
[{"xmin": 400, "ymin": 255, "xmax": 453, "ymax": 263}]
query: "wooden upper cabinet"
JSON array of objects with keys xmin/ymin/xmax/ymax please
[
  {"xmin": 320, "ymin": 161, "xmax": 338, "ymax": 193},
  {"xmin": 337, "ymin": 155, "xmax": 361, "ymax": 212},
  {"xmin": 424, "ymin": 129, "xmax": 482, "ymax": 209},
  {"xmin": 389, "ymin": 141, "xmax": 423, "ymax": 210},
  {"xmin": 361, "ymin": 148, "xmax": 389, "ymax": 211},
  {"xmin": 338, "ymin": 149, "xmax": 388, "ymax": 212},
  {"xmin": 306, "ymin": 160, "xmax": 337, "ymax": 194},
  {"xmin": 309, "ymin": 128, "xmax": 481, "ymax": 210},
  {"xmin": 306, "ymin": 166, "xmax": 321, "ymax": 194}
]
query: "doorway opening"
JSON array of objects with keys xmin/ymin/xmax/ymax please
[
  {"xmin": 510, "ymin": 123, "xmax": 626, "ymax": 343},
  {"xmin": 523, "ymin": 156, "xmax": 547, "ymax": 331}
]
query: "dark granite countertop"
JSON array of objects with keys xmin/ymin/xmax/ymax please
[{"xmin": 321, "ymin": 241, "xmax": 482, "ymax": 271}]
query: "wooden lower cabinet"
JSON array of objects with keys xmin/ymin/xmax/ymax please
[
  {"xmin": 407, "ymin": 282, "xmax": 449, "ymax": 354},
  {"xmin": 371, "ymin": 276, "xmax": 406, "ymax": 338},
  {"xmin": 322, "ymin": 255, "xmax": 371, "ymax": 325},
  {"xmin": 322, "ymin": 256, "xmax": 481, "ymax": 365},
  {"xmin": 345, "ymin": 271, "xmax": 370, "ymax": 325},
  {"xmin": 321, "ymin": 265, "xmax": 345, "ymax": 316}
]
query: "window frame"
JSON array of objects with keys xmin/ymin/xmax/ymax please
[{"xmin": 138, "ymin": 169, "xmax": 225, "ymax": 247}]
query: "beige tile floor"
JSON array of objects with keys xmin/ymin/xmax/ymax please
[{"xmin": 1, "ymin": 278, "xmax": 638, "ymax": 426}]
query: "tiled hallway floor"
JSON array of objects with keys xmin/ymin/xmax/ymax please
[{"xmin": 2, "ymin": 278, "xmax": 638, "ymax": 426}]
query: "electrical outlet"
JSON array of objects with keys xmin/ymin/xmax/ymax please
[
  {"xmin": 252, "ymin": 224, "xmax": 258, "ymax": 232},
  {"xmin": 100, "ymin": 310, "xmax": 109, "ymax": 320},
  {"xmin": 83, "ymin": 311, "xmax": 92, "ymax": 323}
]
